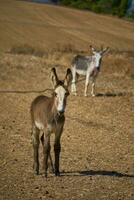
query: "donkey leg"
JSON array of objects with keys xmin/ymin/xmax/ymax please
[
  {"xmin": 84, "ymin": 75, "xmax": 89, "ymax": 96},
  {"xmin": 54, "ymin": 129, "xmax": 63, "ymax": 176},
  {"xmin": 91, "ymin": 82, "xmax": 95, "ymax": 97},
  {"xmin": 48, "ymin": 153, "xmax": 54, "ymax": 174},
  {"xmin": 84, "ymin": 83, "xmax": 89, "ymax": 97},
  {"xmin": 54, "ymin": 140, "xmax": 61, "ymax": 176},
  {"xmin": 71, "ymin": 82, "xmax": 77, "ymax": 95},
  {"xmin": 42, "ymin": 132, "xmax": 51, "ymax": 177},
  {"xmin": 41, "ymin": 133, "xmax": 54, "ymax": 174},
  {"xmin": 32, "ymin": 125, "xmax": 40, "ymax": 175},
  {"xmin": 71, "ymin": 68, "xmax": 77, "ymax": 95}
]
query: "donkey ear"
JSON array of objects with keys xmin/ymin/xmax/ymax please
[
  {"xmin": 101, "ymin": 47, "xmax": 110, "ymax": 55},
  {"xmin": 90, "ymin": 45, "xmax": 96, "ymax": 54},
  {"xmin": 50, "ymin": 67, "xmax": 58, "ymax": 88},
  {"xmin": 64, "ymin": 68, "xmax": 72, "ymax": 87}
]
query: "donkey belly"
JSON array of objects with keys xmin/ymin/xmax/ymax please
[
  {"xmin": 76, "ymin": 69, "xmax": 87, "ymax": 76},
  {"xmin": 35, "ymin": 121, "xmax": 45, "ymax": 130},
  {"xmin": 75, "ymin": 61, "xmax": 88, "ymax": 76}
]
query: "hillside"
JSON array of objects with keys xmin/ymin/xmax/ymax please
[{"xmin": 0, "ymin": 0, "xmax": 134, "ymax": 53}]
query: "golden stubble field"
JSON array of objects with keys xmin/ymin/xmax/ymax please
[{"xmin": 0, "ymin": 0, "xmax": 134, "ymax": 200}]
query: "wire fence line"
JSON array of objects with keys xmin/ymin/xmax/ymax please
[
  {"xmin": 0, "ymin": 78, "xmax": 86, "ymax": 94},
  {"xmin": 0, "ymin": 88, "xmax": 53, "ymax": 94}
]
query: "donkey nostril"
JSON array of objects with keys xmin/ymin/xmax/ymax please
[{"xmin": 58, "ymin": 110, "xmax": 64, "ymax": 115}]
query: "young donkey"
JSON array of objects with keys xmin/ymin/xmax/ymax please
[
  {"xmin": 31, "ymin": 67, "xmax": 71, "ymax": 177},
  {"xmin": 71, "ymin": 45, "xmax": 109, "ymax": 96}
]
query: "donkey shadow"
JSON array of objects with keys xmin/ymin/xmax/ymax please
[
  {"xmin": 61, "ymin": 170, "xmax": 134, "ymax": 178},
  {"xmin": 96, "ymin": 92, "xmax": 126, "ymax": 97}
]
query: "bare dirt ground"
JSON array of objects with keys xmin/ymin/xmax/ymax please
[{"xmin": 0, "ymin": 50, "xmax": 134, "ymax": 200}]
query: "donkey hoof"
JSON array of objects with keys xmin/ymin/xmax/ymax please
[
  {"xmin": 91, "ymin": 94, "xmax": 95, "ymax": 97},
  {"xmin": 72, "ymin": 93, "xmax": 77, "ymax": 96},
  {"xmin": 55, "ymin": 171, "xmax": 60, "ymax": 176},
  {"xmin": 33, "ymin": 165, "xmax": 39, "ymax": 175},
  {"xmin": 49, "ymin": 168, "xmax": 55, "ymax": 174},
  {"xmin": 34, "ymin": 170, "xmax": 39, "ymax": 175}
]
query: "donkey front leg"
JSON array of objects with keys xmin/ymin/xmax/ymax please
[
  {"xmin": 32, "ymin": 126, "xmax": 40, "ymax": 175},
  {"xmin": 42, "ymin": 132, "xmax": 51, "ymax": 177},
  {"xmin": 91, "ymin": 81, "xmax": 95, "ymax": 97},
  {"xmin": 71, "ymin": 67, "xmax": 77, "ymax": 95},
  {"xmin": 48, "ymin": 153, "xmax": 54, "ymax": 174},
  {"xmin": 71, "ymin": 82, "xmax": 77, "ymax": 96},
  {"xmin": 54, "ymin": 129, "xmax": 63, "ymax": 176},
  {"xmin": 84, "ymin": 74, "xmax": 90, "ymax": 96},
  {"xmin": 41, "ymin": 133, "xmax": 54, "ymax": 174}
]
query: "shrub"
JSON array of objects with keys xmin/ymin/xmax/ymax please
[
  {"xmin": 53, "ymin": 43, "xmax": 84, "ymax": 53},
  {"xmin": 128, "ymin": 10, "xmax": 134, "ymax": 19},
  {"xmin": 59, "ymin": 0, "xmax": 131, "ymax": 19},
  {"xmin": 59, "ymin": 0, "xmax": 92, "ymax": 10},
  {"xmin": 118, "ymin": 0, "xmax": 128, "ymax": 17},
  {"xmin": 10, "ymin": 44, "xmax": 45, "ymax": 57},
  {"xmin": 92, "ymin": 0, "xmax": 114, "ymax": 14}
]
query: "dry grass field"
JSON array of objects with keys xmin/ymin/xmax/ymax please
[{"xmin": 0, "ymin": 0, "xmax": 134, "ymax": 200}]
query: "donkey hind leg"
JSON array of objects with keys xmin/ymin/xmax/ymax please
[
  {"xmin": 91, "ymin": 81, "xmax": 95, "ymax": 97},
  {"xmin": 41, "ymin": 133, "xmax": 54, "ymax": 174},
  {"xmin": 32, "ymin": 126, "xmax": 40, "ymax": 175},
  {"xmin": 84, "ymin": 74, "xmax": 90, "ymax": 96},
  {"xmin": 42, "ymin": 131, "xmax": 51, "ymax": 177},
  {"xmin": 84, "ymin": 82, "xmax": 89, "ymax": 97}
]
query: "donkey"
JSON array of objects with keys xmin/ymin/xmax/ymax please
[
  {"xmin": 71, "ymin": 45, "xmax": 109, "ymax": 96},
  {"xmin": 30, "ymin": 67, "xmax": 71, "ymax": 177}
]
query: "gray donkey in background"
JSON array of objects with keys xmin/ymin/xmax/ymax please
[{"xmin": 71, "ymin": 45, "xmax": 109, "ymax": 96}]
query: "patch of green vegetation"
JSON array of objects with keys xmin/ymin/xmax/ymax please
[
  {"xmin": 59, "ymin": 0, "xmax": 131, "ymax": 19},
  {"xmin": 59, "ymin": 0, "xmax": 92, "ymax": 10},
  {"xmin": 118, "ymin": 0, "xmax": 128, "ymax": 17},
  {"xmin": 128, "ymin": 10, "xmax": 134, "ymax": 19},
  {"xmin": 10, "ymin": 44, "xmax": 45, "ymax": 57}
]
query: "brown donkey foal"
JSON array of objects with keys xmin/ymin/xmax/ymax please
[{"xmin": 31, "ymin": 68, "xmax": 71, "ymax": 177}]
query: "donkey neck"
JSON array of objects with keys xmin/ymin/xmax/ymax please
[{"xmin": 50, "ymin": 95, "xmax": 64, "ymax": 123}]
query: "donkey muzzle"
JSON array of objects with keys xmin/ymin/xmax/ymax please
[{"xmin": 58, "ymin": 110, "xmax": 65, "ymax": 116}]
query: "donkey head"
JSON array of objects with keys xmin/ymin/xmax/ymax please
[
  {"xmin": 90, "ymin": 45, "xmax": 109, "ymax": 68},
  {"xmin": 51, "ymin": 67, "xmax": 72, "ymax": 115}
]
